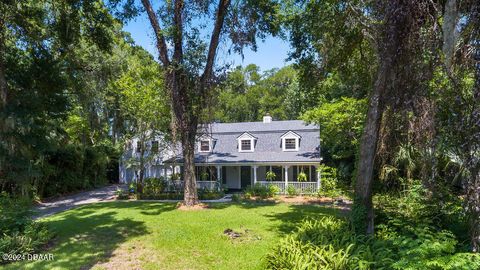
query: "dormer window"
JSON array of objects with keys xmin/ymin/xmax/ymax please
[
  {"xmin": 237, "ymin": 132, "xmax": 256, "ymax": 152},
  {"xmin": 199, "ymin": 140, "xmax": 211, "ymax": 152},
  {"xmin": 284, "ymin": 138, "xmax": 296, "ymax": 150},
  {"xmin": 240, "ymin": 139, "xmax": 252, "ymax": 151},
  {"xmin": 281, "ymin": 131, "xmax": 301, "ymax": 151}
]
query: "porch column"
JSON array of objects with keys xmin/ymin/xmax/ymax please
[
  {"xmin": 316, "ymin": 165, "xmax": 321, "ymax": 191},
  {"xmin": 163, "ymin": 166, "xmax": 167, "ymax": 178},
  {"xmin": 253, "ymin": 166, "xmax": 258, "ymax": 185},
  {"xmin": 284, "ymin": 165, "xmax": 289, "ymax": 194},
  {"xmin": 216, "ymin": 165, "xmax": 222, "ymax": 191}
]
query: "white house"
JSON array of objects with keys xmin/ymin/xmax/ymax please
[{"xmin": 119, "ymin": 115, "xmax": 322, "ymax": 193}]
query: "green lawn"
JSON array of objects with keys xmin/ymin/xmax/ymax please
[{"xmin": 3, "ymin": 201, "xmax": 341, "ymax": 270}]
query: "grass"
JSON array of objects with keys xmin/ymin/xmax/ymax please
[{"xmin": 2, "ymin": 201, "xmax": 342, "ymax": 270}]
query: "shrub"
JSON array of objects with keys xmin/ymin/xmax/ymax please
[
  {"xmin": 128, "ymin": 183, "xmax": 136, "ymax": 193},
  {"xmin": 115, "ymin": 188, "xmax": 129, "ymax": 200},
  {"xmin": 142, "ymin": 177, "xmax": 167, "ymax": 196},
  {"xmin": 317, "ymin": 165, "xmax": 340, "ymax": 197},
  {"xmin": 0, "ymin": 193, "xmax": 51, "ymax": 259},
  {"xmin": 268, "ymin": 184, "xmax": 280, "ymax": 196},
  {"xmin": 286, "ymin": 185, "xmax": 298, "ymax": 196},
  {"xmin": 245, "ymin": 183, "xmax": 278, "ymax": 199},
  {"xmin": 266, "ymin": 185, "xmax": 480, "ymax": 270}
]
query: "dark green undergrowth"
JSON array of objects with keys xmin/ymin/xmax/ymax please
[
  {"xmin": 266, "ymin": 183, "xmax": 480, "ymax": 270},
  {"xmin": 0, "ymin": 193, "xmax": 51, "ymax": 263}
]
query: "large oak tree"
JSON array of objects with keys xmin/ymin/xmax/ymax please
[{"xmin": 123, "ymin": 0, "xmax": 278, "ymax": 205}]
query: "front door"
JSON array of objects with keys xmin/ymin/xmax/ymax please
[{"xmin": 240, "ymin": 166, "xmax": 251, "ymax": 189}]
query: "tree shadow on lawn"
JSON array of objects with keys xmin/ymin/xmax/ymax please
[
  {"xmin": 208, "ymin": 201, "xmax": 348, "ymax": 235},
  {"xmin": 264, "ymin": 204, "xmax": 348, "ymax": 234},
  {"xmin": 14, "ymin": 202, "xmax": 176, "ymax": 270}
]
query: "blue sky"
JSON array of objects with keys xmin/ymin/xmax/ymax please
[{"xmin": 123, "ymin": 17, "xmax": 292, "ymax": 72}]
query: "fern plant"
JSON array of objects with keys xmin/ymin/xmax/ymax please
[
  {"xmin": 266, "ymin": 170, "xmax": 276, "ymax": 181},
  {"xmin": 297, "ymin": 172, "xmax": 307, "ymax": 182}
]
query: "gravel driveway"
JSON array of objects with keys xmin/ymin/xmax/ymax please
[{"xmin": 34, "ymin": 184, "xmax": 125, "ymax": 219}]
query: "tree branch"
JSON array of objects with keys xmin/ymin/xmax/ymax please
[
  {"xmin": 172, "ymin": 0, "xmax": 184, "ymax": 63},
  {"xmin": 141, "ymin": 0, "xmax": 170, "ymax": 66},
  {"xmin": 201, "ymin": 0, "xmax": 231, "ymax": 88}
]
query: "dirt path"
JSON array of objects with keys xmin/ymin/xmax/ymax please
[{"xmin": 34, "ymin": 184, "xmax": 126, "ymax": 219}]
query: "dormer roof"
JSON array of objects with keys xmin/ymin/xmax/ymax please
[{"xmin": 280, "ymin": 130, "xmax": 301, "ymax": 139}]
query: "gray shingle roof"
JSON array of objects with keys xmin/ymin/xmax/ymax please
[{"xmin": 169, "ymin": 120, "xmax": 321, "ymax": 164}]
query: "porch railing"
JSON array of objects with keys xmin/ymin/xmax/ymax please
[
  {"xmin": 197, "ymin": 181, "xmax": 218, "ymax": 190},
  {"xmin": 256, "ymin": 181, "xmax": 317, "ymax": 194},
  {"xmin": 289, "ymin": 182, "xmax": 318, "ymax": 194}
]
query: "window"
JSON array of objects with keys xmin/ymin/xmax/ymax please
[
  {"xmin": 285, "ymin": 138, "xmax": 297, "ymax": 150},
  {"xmin": 151, "ymin": 141, "xmax": 159, "ymax": 152},
  {"xmin": 240, "ymin": 139, "xmax": 252, "ymax": 151},
  {"xmin": 136, "ymin": 141, "xmax": 142, "ymax": 153},
  {"xmin": 199, "ymin": 140, "xmax": 210, "ymax": 152},
  {"xmin": 281, "ymin": 131, "xmax": 301, "ymax": 151},
  {"xmin": 237, "ymin": 132, "xmax": 256, "ymax": 152}
]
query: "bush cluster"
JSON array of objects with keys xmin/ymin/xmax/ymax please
[
  {"xmin": 244, "ymin": 183, "xmax": 279, "ymax": 199},
  {"xmin": 0, "ymin": 193, "xmax": 51, "ymax": 260},
  {"xmin": 266, "ymin": 216, "xmax": 480, "ymax": 270},
  {"xmin": 266, "ymin": 183, "xmax": 480, "ymax": 270}
]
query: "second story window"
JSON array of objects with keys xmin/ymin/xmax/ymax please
[
  {"xmin": 284, "ymin": 138, "xmax": 297, "ymax": 150},
  {"xmin": 151, "ymin": 141, "xmax": 159, "ymax": 152},
  {"xmin": 199, "ymin": 140, "xmax": 211, "ymax": 152},
  {"xmin": 240, "ymin": 139, "xmax": 252, "ymax": 151},
  {"xmin": 281, "ymin": 131, "xmax": 301, "ymax": 151},
  {"xmin": 237, "ymin": 132, "xmax": 256, "ymax": 152}
]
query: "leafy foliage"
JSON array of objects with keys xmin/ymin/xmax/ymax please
[
  {"xmin": 266, "ymin": 170, "xmax": 277, "ymax": 182},
  {"xmin": 0, "ymin": 193, "xmax": 51, "ymax": 258},
  {"xmin": 317, "ymin": 165, "xmax": 340, "ymax": 197},
  {"xmin": 267, "ymin": 212, "xmax": 480, "ymax": 270},
  {"xmin": 213, "ymin": 65, "xmax": 303, "ymax": 122},
  {"xmin": 244, "ymin": 183, "xmax": 278, "ymax": 199}
]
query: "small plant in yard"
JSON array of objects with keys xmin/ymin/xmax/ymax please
[
  {"xmin": 286, "ymin": 185, "xmax": 298, "ymax": 196},
  {"xmin": 115, "ymin": 188, "xmax": 129, "ymax": 200},
  {"xmin": 128, "ymin": 183, "xmax": 136, "ymax": 194},
  {"xmin": 268, "ymin": 184, "xmax": 280, "ymax": 196},
  {"xmin": 266, "ymin": 170, "xmax": 276, "ymax": 181}
]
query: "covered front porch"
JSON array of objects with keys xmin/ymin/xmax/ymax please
[{"xmin": 166, "ymin": 163, "xmax": 321, "ymax": 194}]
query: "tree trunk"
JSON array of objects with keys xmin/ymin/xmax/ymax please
[
  {"xmin": 353, "ymin": 61, "xmax": 387, "ymax": 234},
  {"xmin": 354, "ymin": 0, "xmax": 423, "ymax": 234},
  {"xmin": 181, "ymin": 130, "xmax": 198, "ymax": 206},
  {"xmin": 137, "ymin": 140, "xmax": 145, "ymax": 194},
  {"xmin": 0, "ymin": 6, "xmax": 6, "ymax": 109},
  {"xmin": 442, "ymin": 0, "xmax": 457, "ymax": 71},
  {"xmin": 468, "ymin": 168, "xmax": 480, "ymax": 252},
  {"xmin": 0, "ymin": 6, "xmax": 7, "ymax": 183}
]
